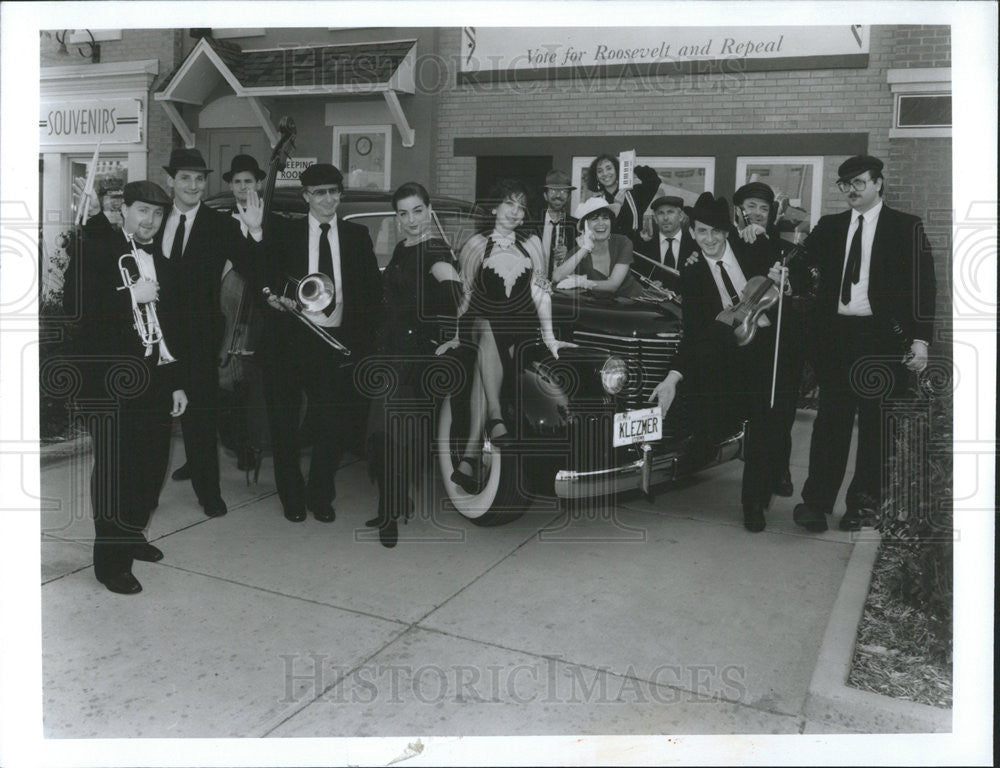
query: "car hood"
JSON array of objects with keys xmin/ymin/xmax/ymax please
[{"xmin": 551, "ymin": 290, "xmax": 682, "ymax": 337}]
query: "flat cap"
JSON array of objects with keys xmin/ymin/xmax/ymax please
[
  {"xmin": 543, "ymin": 169, "xmax": 576, "ymax": 189},
  {"xmin": 650, "ymin": 195, "xmax": 685, "ymax": 211},
  {"xmin": 838, "ymin": 154, "xmax": 884, "ymax": 181},
  {"xmin": 300, "ymin": 163, "xmax": 343, "ymax": 188},
  {"xmin": 733, "ymin": 181, "xmax": 775, "ymax": 207},
  {"xmin": 123, "ymin": 180, "xmax": 171, "ymax": 207}
]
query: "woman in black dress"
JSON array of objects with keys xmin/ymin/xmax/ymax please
[
  {"xmin": 448, "ymin": 178, "xmax": 574, "ymax": 494},
  {"xmin": 365, "ymin": 182, "xmax": 463, "ymax": 546}
]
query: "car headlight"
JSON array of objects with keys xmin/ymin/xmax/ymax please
[{"xmin": 600, "ymin": 357, "xmax": 628, "ymax": 395}]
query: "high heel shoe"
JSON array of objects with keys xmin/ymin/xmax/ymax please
[
  {"xmin": 485, "ymin": 418, "xmax": 510, "ymax": 445},
  {"xmin": 450, "ymin": 456, "xmax": 481, "ymax": 495}
]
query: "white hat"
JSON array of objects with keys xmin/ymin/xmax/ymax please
[{"xmin": 573, "ymin": 196, "xmax": 615, "ymax": 223}]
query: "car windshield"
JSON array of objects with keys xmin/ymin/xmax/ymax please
[{"xmin": 343, "ymin": 211, "xmax": 479, "ymax": 269}]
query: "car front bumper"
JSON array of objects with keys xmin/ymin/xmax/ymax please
[{"xmin": 552, "ymin": 429, "xmax": 745, "ymax": 500}]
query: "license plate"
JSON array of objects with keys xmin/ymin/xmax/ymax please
[{"xmin": 613, "ymin": 407, "xmax": 663, "ymax": 447}]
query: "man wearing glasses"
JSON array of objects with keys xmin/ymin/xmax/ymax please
[
  {"xmin": 793, "ymin": 155, "xmax": 936, "ymax": 533},
  {"xmin": 260, "ymin": 163, "xmax": 382, "ymax": 524}
]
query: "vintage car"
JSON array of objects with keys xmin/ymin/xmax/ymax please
[{"xmin": 204, "ymin": 189, "xmax": 743, "ymax": 526}]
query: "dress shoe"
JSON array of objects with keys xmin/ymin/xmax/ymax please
[
  {"xmin": 284, "ymin": 506, "xmax": 307, "ymax": 523},
  {"xmin": 450, "ymin": 457, "xmax": 481, "ymax": 495},
  {"xmin": 378, "ymin": 518, "xmax": 399, "ymax": 548},
  {"xmin": 363, "ymin": 515, "xmax": 381, "ymax": 528},
  {"xmin": 742, "ymin": 503, "xmax": 766, "ymax": 533},
  {"xmin": 773, "ymin": 469, "xmax": 794, "ymax": 498},
  {"xmin": 793, "ymin": 502, "xmax": 829, "ymax": 533},
  {"xmin": 838, "ymin": 507, "xmax": 874, "ymax": 532},
  {"xmin": 97, "ymin": 571, "xmax": 142, "ymax": 595},
  {"xmin": 310, "ymin": 504, "xmax": 336, "ymax": 523},
  {"xmin": 202, "ymin": 498, "xmax": 228, "ymax": 518},
  {"xmin": 171, "ymin": 463, "xmax": 191, "ymax": 481},
  {"xmin": 131, "ymin": 542, "xmax": 163, "ymax": 562}
]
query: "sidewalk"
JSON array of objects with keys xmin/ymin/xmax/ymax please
[{"xmin": 40, "ymin": 410, "xmax": 865, "ymax": 738}]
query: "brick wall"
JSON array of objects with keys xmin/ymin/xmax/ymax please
[
  {"xmin": 885, "ymin": 25, "xmax": 951, "ymax": 68},
  {"xmin": 40, "ymin": 29, "xmax": 184, "ymax": 179}
]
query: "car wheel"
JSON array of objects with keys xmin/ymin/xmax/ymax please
[{"xmin": 436, "ymin": 396, "xmax": 527, "ymax": 527}]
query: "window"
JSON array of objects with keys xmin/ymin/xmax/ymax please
[
  {"xmin": 570, "ymin": 155, "xmax": 715, "ymax": 235},
  {"xmin": 333, "ymin": 126, "xmax": 391, "ymax": 191},
  {"xmin": 68, "ymin": 155, "xmax": 128, "ymax": 224},
  {"xmin": 735, "ymin": 156, "xmax": 823, "ymax": 234},
  {"xmin": 887, "ymin": 68, "xmax": 951, "ymax": 138}
]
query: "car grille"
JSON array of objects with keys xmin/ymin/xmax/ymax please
[{"xmin": 571, "ymin": 330, "xmax": 681, "ymax": 410}]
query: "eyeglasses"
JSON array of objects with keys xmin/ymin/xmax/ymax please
[
  {"xmin": 307, "ymin": 188, "xmax": 342, "ymax": 199},
  {"xmin": 836, "ymin": 177, "xmax": 873, "ymax": 193}
]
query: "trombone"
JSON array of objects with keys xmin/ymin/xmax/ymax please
[
  {"xmin": 262, "ymin": 272, "xmax": 352, "ymax": 356},
  {"xmin": 117, "ymin": 238, "xmax": 177, "ymax": 365}
]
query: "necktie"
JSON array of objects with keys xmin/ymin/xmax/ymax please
[
  {"xmin": 841, "ymin": 215, "xmax": 863, "ymax": 305},
  {"xmin": 662, "ymin": 237, "xmax": 675, "ymax": 268},
  {"xmin": 547, "ymin": 224, "xmax": 557, "ymax": 278},
  {"xmin": 318, "ymin": 223, "xmax": 336, "ymax": 317},
  {"xmin": 717, "ymin": 261, "xmax": 740, "ymax": 306},
  {"xmin": 170, "ymin": 214, "xmax": 186, "ymax": 260}
]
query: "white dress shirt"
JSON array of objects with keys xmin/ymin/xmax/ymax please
[
  {"xmin": 307, "ymin": 214, "xmax": 344, "ymax": 328},
  {"xmin": 659, "ymin": 231, "xmax": 682, "ymax": 267},
  {"xmin": 161, "ymin": 201, "xmax": 200, "ymax": 259},
  {"xmin": 838, "ymin": 200, "xmax": 882, "ymax": 316},
  {"xmin": 706, "ymin": 243, "xmax": 770, "ymax": 327},
  {"xmin": 541, "ymin": 211, "xmax": 566, "ymax": 260}
]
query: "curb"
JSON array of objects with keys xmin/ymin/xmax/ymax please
[
  {"xmin": 804, "ymin": 532, "xmax": 952, "ymax": 733},
  {"xmin": 40, "ymin": 434, "xmax": 91, "ymax": 468}
]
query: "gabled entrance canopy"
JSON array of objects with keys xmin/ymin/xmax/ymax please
[{"xmin": 155, "ymin": 36, "xmax": 417, "ymax": 148}]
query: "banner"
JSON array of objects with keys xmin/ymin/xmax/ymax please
[
  {"xmin": 460, "ymin": 26, "xmax": 869, "ymax": 79},
  {"xmin": 40, "ymin": 98, "xmax": 142, "ymax": 145}
]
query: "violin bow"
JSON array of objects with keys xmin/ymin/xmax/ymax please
[{"xmin": 769, "ymin": 256, "xmax": 788, "ymax": 409}]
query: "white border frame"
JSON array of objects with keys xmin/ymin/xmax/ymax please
[
  {"xmin": 331, "ymin": 124, "xmax": 392, "ymax": 191},
  {"xmin": 735, "ymin": 155, "xmax": 824, "ymax": 229}
]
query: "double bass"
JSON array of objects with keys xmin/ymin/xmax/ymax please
[
  {"xmin": 218, "ymin": 118, "xmax": 297, "ymax": 389},
  {"xmin": 217, "ymin": 118, "xmax": 297, "ymax": 481}
]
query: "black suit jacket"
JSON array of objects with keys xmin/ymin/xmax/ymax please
[
  {"xmin": 154, "ymin": 203, "xmax": 260, "ymax": 359},
  {"xmin": 805, "ymin": 204, "xmax": 935, "ymax": 344},
  {"xmin": 634, "ymin": 228, "xmax": 697, "ymax": 290},
  {"xmin": 78, "ymin": 228, "xmax": 188, "ymax": 397},
  {"xmin": 262, "ymin": 214, "xmax": 383, "ymax": 356},
  {"xmin": 672, "ymin": 237, "xmax": 773, "ymax": 379}
]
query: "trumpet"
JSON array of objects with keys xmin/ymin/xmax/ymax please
[
  {"xmin": 117, "ymin": 239, "xmax": 176, "ymax": 365},
  {"xmin": 262, "ymin": 272, "xmax": 351, "ymax": 356}
]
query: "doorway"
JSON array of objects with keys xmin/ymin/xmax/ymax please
[
  {"xmin": 475, "ymin": 155, "xmax": 552, "ymax": 224},
  {"xmin": 203, "ymin": 129, "xmax": 271, "ymax": 196}
]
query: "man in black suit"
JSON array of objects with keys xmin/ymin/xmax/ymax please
[
  {"xmin": 731, "ymin": 180, "xmax": 817, "ymax": 498},
  {"xmin": 260, "ymin": 163, "xmax": 382, "ymax": 523},
  {"xmin": 650, "ymin": 192, "xmax": 789, "ymax": 532},
  {"xmin": 77, "ymin": 181, "xmax": 188, "ymax": 594},
  {"xmin": 538, "ymin": 169, "xmax": 578, "ymax": 280},
  {"xmin": 634, "ymin": 195, "xmax": 696, "ymax": 292},
  {"xmin": 793, "ymin": 155, "xmax": 935, "ymax": 533},
  {"xmin": 157, "ymin": 148, "xmax": 263, "ymax": 518}
]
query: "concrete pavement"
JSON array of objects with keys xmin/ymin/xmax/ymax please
[{"xmin": 40, "ymin": 410, "xmax": 868, "ymax": 738}]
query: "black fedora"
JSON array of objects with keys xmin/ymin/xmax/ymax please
[
  {"xmin": 685, "ymin": 192, "xmax": 732, "ymax": 232},
  {"xmin": 163, "ymin": 148, "xmax": 213, "ymax": 176},
  {"xmin": 223, "ymin": 154, "xmax": 266, "ymax": 183}
]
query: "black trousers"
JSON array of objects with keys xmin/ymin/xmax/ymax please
[
  {"xmin": 178, "ymin": 340, "xmax": 222, "ymax": 506},
  {"xmin": 261, "ymin": 329, "xmax": 358, "ymax": 513},
  {"xmin": 218, "ymin": 357, "xmax": 269, "ymax": 455},
  {"xmin": 771, "ymin": 306, "xmax": 813, "ymax": 475},
  {"xmin": 682, "ymin": 321, "xmax": 785, "ymax": 507},
  {"xmin": 86, "ymin": 366, "xmax": 172, "ymax": 580},
  {"xmin": 801, "ymin": 315, "xmax": 908, "ymax": 513}
]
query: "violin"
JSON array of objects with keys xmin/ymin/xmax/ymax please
[{"xmin": 715, "ymin": 274, "xmax": 780, "ymax": 347}]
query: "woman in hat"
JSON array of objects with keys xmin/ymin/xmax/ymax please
[
  {"xmin": 551, "ymin": 196, "xmax": 642, "ymax": 297},
  {"xmin": 363, "ymin": 181, "xmax": 464, "ymax": 545},
  {"xmin": 584, "ymin": 153, "xmax": 662, "ymax": 247},
  {"xmin": 448, "ymin": 178, "xmax": 573, "ymax": 494}
]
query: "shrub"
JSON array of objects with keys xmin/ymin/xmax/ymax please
[{"xmin": 875, "ymin": 360, "xmax": 953, "ymax": 663}]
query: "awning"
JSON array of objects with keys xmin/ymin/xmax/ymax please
[{"xmin": 154, "ymin": 36, "xmax": 417, "ymax": 147}]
